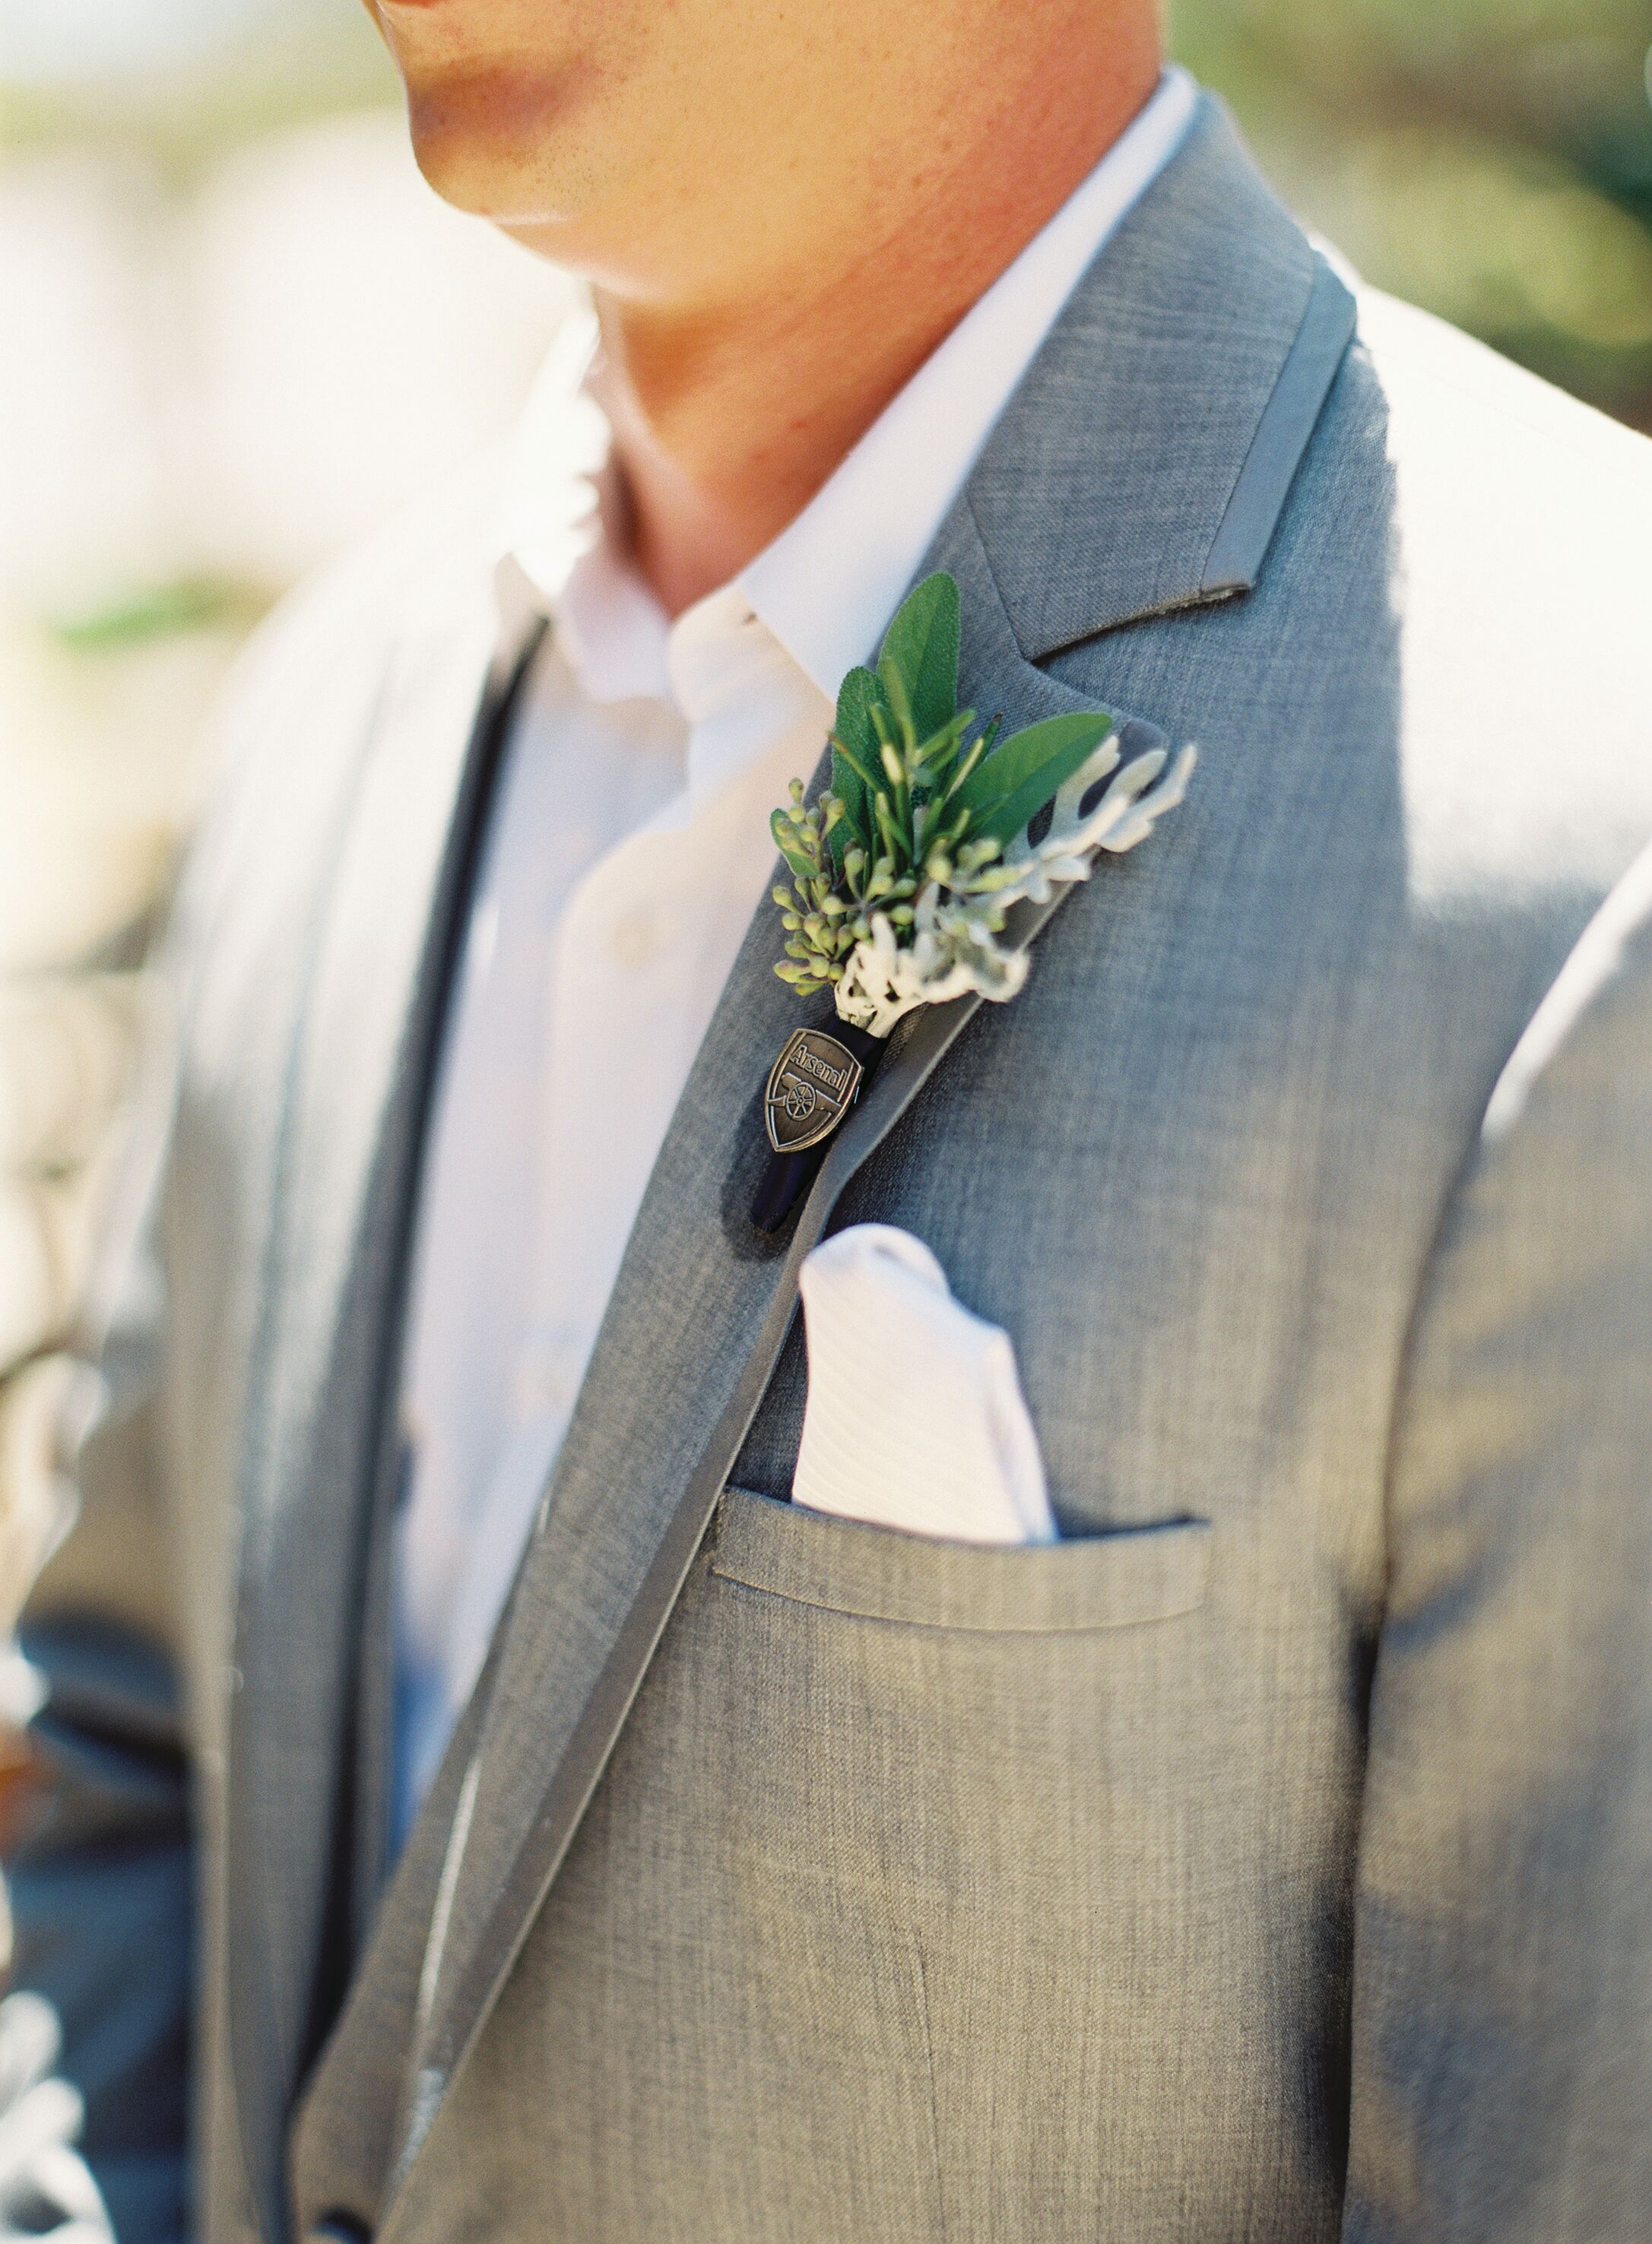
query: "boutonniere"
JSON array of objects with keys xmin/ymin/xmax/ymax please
[{"xmin": 753, "ymin": 571, "xmax": 1194, "ymax": 1228}]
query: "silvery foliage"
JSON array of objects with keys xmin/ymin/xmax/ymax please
[{"xmin": 834, "ymin": 737, "xmax": 1197, "ymax": 1037}]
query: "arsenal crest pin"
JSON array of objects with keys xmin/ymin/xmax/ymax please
[{"xmin": 763, "ymin": 1028, "xmax": 864, "ymax": 1154}]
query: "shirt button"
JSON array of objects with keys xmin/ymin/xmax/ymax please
[{"xmin": 608, "ymin": 908, "xmax": 658, "ymax": 968}]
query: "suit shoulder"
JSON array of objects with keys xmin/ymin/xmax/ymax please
[
  {"xmin": 1483, "ymin": 838, "xmax": 1652, "ymax": 1155},
  {"xmin": 1352, "ymin": 281, "xmax": 1652, "ymax": 531},
  {"xmin": 1392, "ymin": 838, "xmax": 1652, "ymax": 1507},
  {"xmin": 1294, "ymin": 282, "xmax": 1652, "ymax": 911}
]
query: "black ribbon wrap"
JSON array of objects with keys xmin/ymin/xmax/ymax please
[{"xmin": 750, "ymin": 1017, "xmax": 886, "ymax": 1234}]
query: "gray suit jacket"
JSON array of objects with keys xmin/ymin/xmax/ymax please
[{"xmin": 16, "ymin": 96, "xmax": 1652, "ymax": 2243}]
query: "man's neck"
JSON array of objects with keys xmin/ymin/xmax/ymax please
[{"xmin": 588, "ymin": 38, "xmax": 1162, "ymax": 619}]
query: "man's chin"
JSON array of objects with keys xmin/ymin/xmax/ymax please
[{"xmin": 401, "ymin": 63, "xmax": 590, "ymax": 225}]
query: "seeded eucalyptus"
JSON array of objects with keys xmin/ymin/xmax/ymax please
[{"xmin": 769, "ymin": 767, "xmax": 1010, "ymax": 1000}]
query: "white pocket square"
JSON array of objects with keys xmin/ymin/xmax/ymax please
[{"xmin": 791, "ymin": 1223, "xmax": 1056, "ymax": 1545}]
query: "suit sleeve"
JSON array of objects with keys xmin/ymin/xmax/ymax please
[{"xmin": 1342, "ymin": 859, "xmax": 1652, "ymax": 2239}]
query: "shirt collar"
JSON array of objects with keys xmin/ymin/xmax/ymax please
[{"xmin": 495, "ymin": 65, "xmax": 1196, "ymax": 702}]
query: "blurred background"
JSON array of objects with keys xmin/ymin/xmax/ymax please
[{"xmin": 1, "ymin": 0, "xmax": 1650, "ymax": 1616}]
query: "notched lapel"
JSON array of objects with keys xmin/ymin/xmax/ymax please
[{"xmin": 967, "ymin": 96, "xmax": 1351, "ymax": 657}]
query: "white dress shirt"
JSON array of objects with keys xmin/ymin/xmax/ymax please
[{"xmin": 391, "ymin": 65, "xmax": 1197, "ymax": 1840}]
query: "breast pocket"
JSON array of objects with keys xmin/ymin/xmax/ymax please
[
  {"xmin": 696, "ymin": 1485, "xmax": 1219, "ymax": 1992},
  {"xmin": 709, "ymin": 1485, "xmax": 1213, "ymax": 1633},
  {"xmin": 677, "ymin": 1482, "xmax": 1226, "ymax": 2217}
]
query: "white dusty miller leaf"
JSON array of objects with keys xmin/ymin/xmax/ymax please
[
  {"xmin": 833, "ymin": 736, "xmax": 1197, "ymax": 1038},
  {"xmin": 991, "ymin": 737, "xmax": 1198, "ymax": 907},
  {"xmin": 835, "ymin": 895, "xmax": 1030, "ymax": 1037}
]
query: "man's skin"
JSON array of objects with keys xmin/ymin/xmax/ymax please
[{"xmin": 363, "ymin": 0, "xmax": 1162, "ymax": 613}]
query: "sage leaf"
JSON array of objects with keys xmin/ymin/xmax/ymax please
[
  {"xmin": 831, "ymin": 664, "xmax": 886, "ymax": 852},
  {"xmin": 955, "ymin": 711, "xmax": 1114, "ymax": 845},
  {"xmin": 877, "ymin": 571, "xmax": 959, "ymax": 745}
]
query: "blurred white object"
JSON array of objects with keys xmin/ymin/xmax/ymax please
[
  {"xmin": 0, "ymin": 0, "xmax": 271, "ymax": 82},
  {"xmin": 0, "ymin": 968, "xmax": 131, "ymax": 1383},
  {"xmin": 0, "ymin": 1158, "xmax": 103, "ymax": 1382},
  {"xmin": 0, "ymin": 619, "xmax": 230, "ymax": 970},
  {"xmin": 792, "ymin": 1225, "xmax": 1056, "ymax": 1544},
  {"xmin": 0, "ymin": 117, "xmax": 576, "ymax": 609},
  {"xmin": 0, "ymin": 1188, "xmax": 57, "ymax": 1380},
  {"xmin": 0, "ymin": 154, "xmax": 173, "ymax": 615},
  {"xmin": 0, "ymin": 980, "xmax": 138, "ymax": 1171},
  {"xmin": 0, "ymin": 1992, "xmax": 112, "ymax": 2244},
  {"xmin": 186, "ymin": 112, "xmax": 579, "ymax": 587},
  {"xmin": 0, "ymin": 1650, "xmax": 46, "ymax": 1733},
  {"xmin": 0, "ymin": 1181, "xmax": 93, "ymax": 1379},
  {"xmin": 0, "ymin": 1357, "xmax": 76, "ymax": 1636}
]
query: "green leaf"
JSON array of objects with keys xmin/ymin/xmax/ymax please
[
  {"xmin": 830, "ymin": 665, "xmax": 886, "ymax": 850},
  {"xmin": 877, "ymin": 653, "xmax": 915, "ymax": 746},
  {"xmin": 954, "ymin": 711, "xmax": 1114, "ymax": 845},
  {"xmin": 877, "ymin": 572, "xmax": 959, "ymax": 745}
]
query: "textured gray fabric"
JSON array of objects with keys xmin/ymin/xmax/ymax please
[
  {"xmin": 965, "ymin": 98, "xmax": 1319, "ymax": 657},
  {"xmin": 1343, "ymin": 851, "xmax": 1652, "ymax": 2240},
  {"xmin": 1200, "ymin": 257, "xmax": 1356, "ymax": 599},
  {"xmin": 19, "ymin": 90, "xmax": 1652, "ymax": 2242},
  {"xmin": 392, "ymin": 669, "xmax": 1159, "ymax": 2169},
  {"xmin": 712, "ymin": 1488, "xmax": 1211, "ymax": 1631}
]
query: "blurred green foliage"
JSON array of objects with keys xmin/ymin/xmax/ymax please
[
  {"xmin": 46, "ymin": 579, "xmax": 262, "ymax": 656},
  {"xmin": 1172, "ymin": 0, "xmax": 1652, "ymax": 426}
]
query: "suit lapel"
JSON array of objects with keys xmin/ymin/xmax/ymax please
[
  {"xmin": 963, "ymin": 97, "xmax": 1349, "ymax": 656},
  {"xmin": 313, "ymin": 91, "xmax": 1357, "ymax": 2228},
  {"xmin": 374, "ymin": 503, "xmax": 1147, "ymax": 2208},
  {"xmin": 225, "ymin": 576, "xmax": 541, "ymax": 2238}
]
